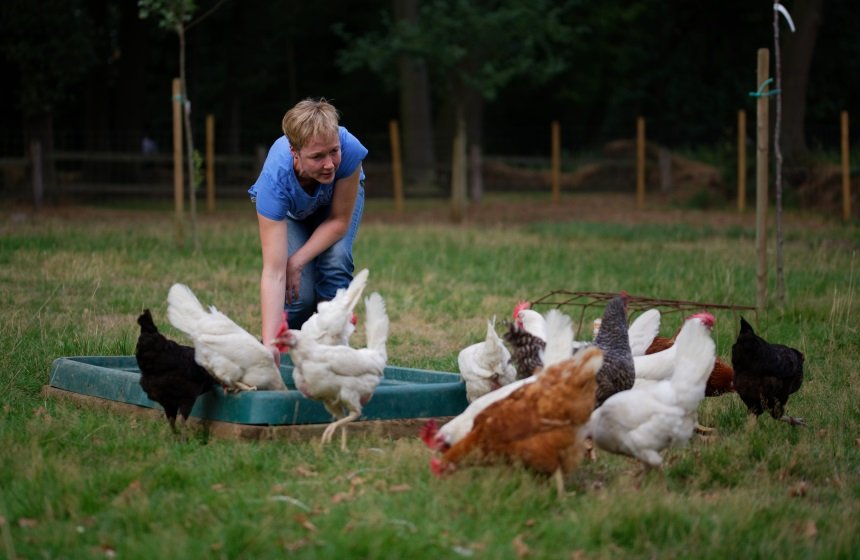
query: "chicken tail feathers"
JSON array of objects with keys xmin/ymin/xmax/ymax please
[
  {"xmin": 166, "ymin": 283, "xmax": 207, "ymax": 336},
  {"xmin": 364, "ymin": 292, "xmax": 389, "ymax": 357},
  {"xmin": 542, "ymin": 309, "xmax": 574, "ymax": 366},
  {"xmin": 137, "ymin": 309, "xmax": 159, "ymax": 334}
]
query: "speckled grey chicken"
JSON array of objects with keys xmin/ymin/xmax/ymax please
[
  {"xmin": 503, "ymin": 323, "xmax": 546, "ymax": 379},
  {"xmin": 591, "ymin": 294, "xmax": 635, "ymax": 407}
]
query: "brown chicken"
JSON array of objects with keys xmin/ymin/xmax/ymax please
[
  {"xmin": 646, "ymin": 321, "xmax": 734, "ymax": 397},
  {"xmin": 431, "ymin": 346, "xmax": 601, "ymax": 497}
]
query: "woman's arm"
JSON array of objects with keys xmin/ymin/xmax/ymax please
[
  {"xmin": 286, "ymin": 165, "xmax": 361, "ymax": 302},
  {"xmin": 258, "ymin": 213, "xmax": 288, "ymax": 364}
]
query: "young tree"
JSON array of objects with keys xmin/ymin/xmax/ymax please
[{"xmin": 138, "ymin": 0, "xmax": 200, "ymax": 251}]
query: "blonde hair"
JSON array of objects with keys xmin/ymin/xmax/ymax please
[{"xmin": 281, "ymin": 98, "xmax": 340, "ymax": 150}]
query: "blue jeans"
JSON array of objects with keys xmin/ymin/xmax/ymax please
[{"xmin": 285, "ymin": 184, "xmax": 364, "ymax": 329}]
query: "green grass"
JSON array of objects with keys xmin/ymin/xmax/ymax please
[{"xmin": 1, "ymin": 194, "xmax": 858, "ymax": 559}]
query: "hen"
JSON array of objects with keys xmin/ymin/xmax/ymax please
[
  {"xmin": 458, "ymin": 316, "xmax": 517, "ymax": 402},
  {"xmin": 731, "ymin": 317, "xmax": 805, "ymax": 425},
  {"xmin": 421, "ymin": 306, "xmax": 576, "ymax": 453},
  {"xmin": 503, "ymin": 301, "xmax": 546, "ymax": 379},
  {"xmin": 166, "ymin": 283, "xmax": 288, "ymax": 392},
  {"xmin": 645, "ymin": 317, "xmax": 735, "ymax": 397},
  {"xmin": 626, "ymin": 308, "xmax": 661, "ymax": 357},
  {"xmin": 586, "ymin": 312, "xmax": 717, "ymax": 469},
  {"xmin": 431, "ymin": 311, "xmax": 599, "ymax": 497},
  {"xmin": 277, "ymin": 292, "xmax": 389, "ymax": 449},
  {"xmin": 135, "ymin": 309, "xmax": 217, "ymax": 433},
  {"xmin": 300, "ymin": 268, "xmax": 368, "ymax": 346},
  {"xmin": 591, "ymin": 295, "xmax": 636, "ymax": 407}
]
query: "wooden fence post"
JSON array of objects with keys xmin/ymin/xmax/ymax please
[
  {"xmin": 388, "ymin": 119, "xmax": 404, "ymax": 214},
  {"xmin": 842, "ymin": 110, "xmax": 852, "ymax": 221},
  {"xmin": 755, "ymin": 49, "xmax": 770, "ymax": 313},
  {"xmin": 738, "ymin": 109, "xmax": 747, "ymax": 212},
  {"xmin": 551, "ymin": 120, "xmax": 561, "ymax": 204},
  {"xmin": 206, "ymin": 114, "xmax": 215, "ymax": 212},
  {"xmin": 636, "ymin": 116, "xmax": 646, "ymax": 209},
  {"xmin": 450, "ymin": 114, "xmax": 467, "ymax": 223},
  {"xmin": 172, "ymin": 78, "xmax": 184, "ymax": 246}
]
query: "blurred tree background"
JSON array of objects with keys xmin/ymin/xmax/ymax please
[{"xmin": 0, "ymin": 0, "xmax": 856, "ymax": 200}]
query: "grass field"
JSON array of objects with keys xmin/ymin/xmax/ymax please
[{"xmin": 1, "ymin": 193, "xmax": 858, "ymax": 559}]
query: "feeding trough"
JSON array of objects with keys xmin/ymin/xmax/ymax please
[{"xmin": 46, "ymin": 355, "xmax": 467, "ymax": 441}]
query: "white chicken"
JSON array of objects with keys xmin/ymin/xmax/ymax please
[
  {"xmin": 300, "ymin": 268, "xmax": 368, "ymax": 346},
  {"xmin": 166, "ymin": 283, "xmax": 287, "ymax": 392},
  {"xmin": 631, "ymin": 312, "xmax": 713, "ymax": 388},
  {"xmin": 458, "ymin": 316, "xmax": 517, "ymax": 402},
  {"xmin": 422, "ymin": 308, "xmax": 575, "ymax": 452},
  {"xmin": 586, "ymin": 312, "xmax": 716, "ymax": 469},
  {"xmin": 277, "ymin": 292, "xmax": 389, "ymax": 450},
  {"xmin": 627, "ymin": 308, "xmax": 661, "ymax": 357},
  {"xmin": 513, "ymin": 300, "xmax": 547, "ymax": 341}
]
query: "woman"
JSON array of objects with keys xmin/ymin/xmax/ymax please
[{"xmin": 249, "ymin": 98, "xmax": 368, "ymax": 363}]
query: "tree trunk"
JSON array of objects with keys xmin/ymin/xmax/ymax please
[
  {"xmin": 394, "ymin": 0, "xmax": 436, "ymax": 193},
  {"xmin": 23, "ymin": 111, "xmax": 56, "ymax": 197},
  {"xmin": 780, "ymin": 0, "xmax": 824, "ymax": 164}
]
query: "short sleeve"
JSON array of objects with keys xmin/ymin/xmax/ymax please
[
  {"xmin": 248, "ymin": 137, "xmax": 294, "ymax": 221},
  {"xmin": 336, "ymin": 127, "xmax": 368, "ymax": 180}
]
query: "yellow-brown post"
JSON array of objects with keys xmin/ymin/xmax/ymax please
[
  {"xmin": 551, "ymin": 120, "xmax": 561, "ymax": 204},
  {"xmin": 737, "ymin": 109, "xmax": 747, "ymax": 212},
  {"xmin": 450, "ymin": 115, "xmax": 467, "ymax": 223},
  {"xmin": 205, "ymin": 114, "xmax": 215, "ymax": 212},
  {"xmin": 388, "ymin": 119, "xmax": 404, "ymax": 214},
  {"xmin": 172, "ymin": 78, "xmax": 184, "ymax": 245},
  {"xmin": 636, "ymin": 116, "xmax": 646, "ymax": 209},
  {"xmin": 841, "ymin": 110, "xmax": 851, "ymax": 221},
  {"xmin": 755, "ymin": 49, "xmax": 770, "ymax": 313}
]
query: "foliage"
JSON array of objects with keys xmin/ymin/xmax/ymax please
[
  {"xmin": 137, "ymin": 0, "xmax": 196, "ymax": 31},
  {"xmin": 0, "ymin": 0, "xmax": 97, "ymax": 116},
  {"xmin": 0, "ymin": 196, "xmax": 858, "ymax": 557},
  {"xmin": 336, "ymin": 0, "xmax": 585, "ymax": 101}
]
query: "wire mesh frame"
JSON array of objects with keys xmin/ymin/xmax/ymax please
[{"xmin": 528, "ymin": 290, "xmax": 758, "ymax": 336}]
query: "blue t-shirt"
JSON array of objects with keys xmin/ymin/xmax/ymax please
[{"xmin": 248, "ymin": 126, "xmax": 368, "ymax": 221}]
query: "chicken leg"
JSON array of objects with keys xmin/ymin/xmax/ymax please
[{"xmin": 321, "ymin": 411, "xmax": 361, "ymax": 450}]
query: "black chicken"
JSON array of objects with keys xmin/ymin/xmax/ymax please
[
  {"xmin": 135, "ymin": 309, "xmax": 217, "ymax": 433},
  {"xmin": 731, "ymin": 317, "xmax": 805, "ymax": 426}
]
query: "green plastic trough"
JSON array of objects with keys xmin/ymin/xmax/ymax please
[{"xmin": 48, "ymin": 355, "xmax": 468, "ymax": 426}]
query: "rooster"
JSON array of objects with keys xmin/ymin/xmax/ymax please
[
  {"xmin": 276, "ymin": 292, "xmax": 389, "ymax": 449},
  {"xmin": 166, "ymin": 283, "xmax": 288, "ymax": 392},
  {"xmin": 731, "ymin": 317, "xmax": 805, "ymax": 425},
  {"xmin": 586, "ymin": 312, "xmax": 717, "ymax": 469},
  {"xmin": 458, "ymin": 316, "xmax": 517, "ymax": 402},
  {"xmin": 431, "ymin": 311, "xmax": 600, "ymax": 498},
  {"xmin": 503, "ymin": 301, "xmax": 546, "ymax": 379},
  {"xmin": 300, "ymin": 268, "xmax": 368, "ymax": 346},
  {"xmin": 135, "ymin": 309, "xmax": 218, "ymax": 434}
]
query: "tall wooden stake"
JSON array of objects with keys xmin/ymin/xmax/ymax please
[
  {"xmin": 842, "ymin": 111, "xmax": 852, "ymax": 221},
  {"xmin": 450, "ymin": 112, "xmax": 467, "ymax": 223},
  {"xmin": 755, "ymin": 49, "xmax": 770, "ymax": 313},
  {"xmin": 737, "ymin": 109, "xmax": 747, "ymax": 212},
  {"xmin": 30, "ymin": 140, "xmax": 43, "ymax": 211},
  {"xmin": 172, "ymin": 78, "xmax": 184, "ymax": 246},
  {"xmin": 205, "ymin": 114, "xmax": 215, "ymax": 212},
  {"xmin": 551, "ymin": 120, "xmax": 561, "ymax": 204},
  {"xmin": 636, "ymin": 116, "xmax": 646, "ymax": 209},
  {"xmin": 389, "ymin": 119, "xmax": 405, "ymax": 215}
]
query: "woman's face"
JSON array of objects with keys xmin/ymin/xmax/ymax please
[{"xmin": 292, "ymin": 134, "xmax": 341, "ymax": 184}]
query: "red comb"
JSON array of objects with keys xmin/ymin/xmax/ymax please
[
  {"xmin": 513, "ymin": 300, "xmax": 531, "ymax": 320},
  {"xmin": 275, "ymin": 311, "xmax": 289, "ymax": 337},
  {"xmin": 419, "ymin": 419, "xmax": 439, "ymax": 448},
  {"xmin": 350, "ymin": 312, "xmax": 358, "ymax": 326},
  {"xmin": 690, "ymin": 312, "xmax": 715, "ymax": 328},
  {"xmin": 430, "ymin": 457, "xmax": 448, "ymax": 477}
]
